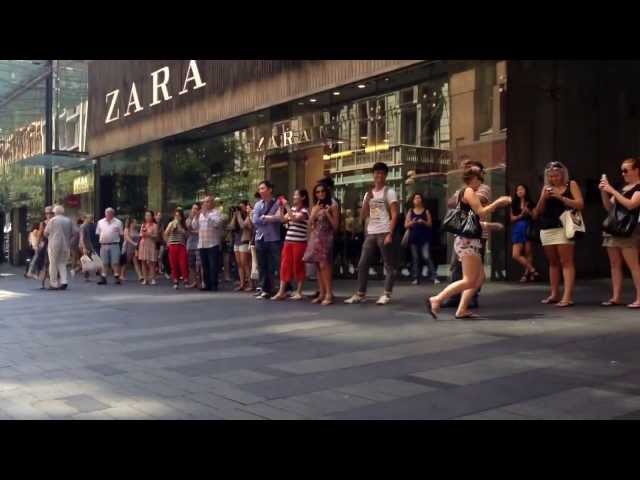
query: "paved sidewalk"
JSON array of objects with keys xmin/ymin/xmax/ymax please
[{"xmin": 0, "ymin": 266, "xmax": 639, "ymax": 420}]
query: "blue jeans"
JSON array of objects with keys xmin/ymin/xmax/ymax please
[
  {"xmin": 256, "ymin": 239, "xmax": 281, "ymax": 295},
  {"xmin": 199, "ymin": 246, "xmax": 220, "ymax": 291},
  {"xmin": 410, "ymin": 242, "xmax": 436, "ymax": 282}
]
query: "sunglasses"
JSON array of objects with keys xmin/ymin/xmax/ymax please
[{"xmin": 547, "ymin": 162, "xmax": 563, "ymax": 169}]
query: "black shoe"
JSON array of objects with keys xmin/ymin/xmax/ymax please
[
  {"xmin": 97, "ymin": 278, "xmax": 107, "ymax": 285},
  {"xmin": 60, "ymin": 284, "xmax": 68, "ymax": 290},
  {"xmin": 115, "ymin": 277, "xmax": 121, "ymax": 285}
]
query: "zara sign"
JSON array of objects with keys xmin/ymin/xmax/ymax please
[{"xmin": 104, "ymin": 60, "xmax": 206, "ymax": 124}]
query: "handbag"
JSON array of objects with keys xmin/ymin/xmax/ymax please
[
  {"xmin": 602, "ymin": 187, "xmax": 640, "ymax": 237},
  {"xmin": 560, "ymin": 209, "xmax": 586, "ymax": 239},
  {"xmin": 80, "ymin": 253, "xmax": 103, "ymax": 273},
  {"xmin": 526, "ymin": 221, "xmax": 541, "ymax": 243},
  {"xmin": 442, "ymin": 190, "xmax": 482, "ymax": 239}
]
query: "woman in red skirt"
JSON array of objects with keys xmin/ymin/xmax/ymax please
[
  {"xmin": 164, "ymin": 207, "xmax": 190, "ymax": 289},
  {"xmin": 271, "ymin": 189, "xmax": 310, "ymax": 301}
]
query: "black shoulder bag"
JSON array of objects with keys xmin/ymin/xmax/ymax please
[
  {"xmin": 442, "ymin": 189, "xmax": 482, "ymax": 239},
  {"xmin": 602, "ymin": 185, "xmax": 640, "ymax": 237}
]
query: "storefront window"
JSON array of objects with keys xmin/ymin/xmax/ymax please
[{"xmin": 95, "ymin": 60, "xmax": 507, "ymax": 279}]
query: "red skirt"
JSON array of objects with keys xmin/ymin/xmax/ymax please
[{"xmin": 280, "ymin": 241, "xmax": 307, "ymax": 282}]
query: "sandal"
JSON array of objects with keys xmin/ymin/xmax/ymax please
[
  {"xmin": 541, "ymin": 296, "xmax": 560, "ymax": 304},
  {"xmin": 528, "ymin": 271, "xmax": 541, "ymax": 282},
  {"xmin": 290, "ymin": 293, "xmax": 304, "ymax": 301},
  {"xmin": 425, "ymin": 297, "xmax": 438, "ymax": 320},
  {"xmin": 627, "ymin": 302, "xmax": 640, "ymax": 309},
  {"xmin": 601, "ymin": 300, "xmax": 623, "ymax": 307},
  {"xmin": 321, "ymin": 297, "xmax": 334, "ymax": 306},
  {"xmin": 455, "ymin": 313, "xmax": 480, "ymax": 320},
  {"xmin": 555, "ymin": 301, "xmax": 574, "ymax": 308},
  {"xmin": 519, "ymin": 274, "xmax": 529, "ymax": 283},
  {"xmin": 311, "ymin": 297, "xmax": 323, "ymax": 304},
  {"xmin": 271, "ymin": 294, "xmax": 287, "ymax": 301}
]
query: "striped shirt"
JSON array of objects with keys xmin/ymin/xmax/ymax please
[
  {"xmin": 285, "ymin": 207, "xmax": 309, "ymax": 243},
  {"xmin": 167, "ymin": 222, "xmax": 187, "ymax": 245}
]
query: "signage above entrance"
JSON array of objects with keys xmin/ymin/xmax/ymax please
[{"xmin": 104, "ymin": 60, "xmax": 206, "ymax": 124}]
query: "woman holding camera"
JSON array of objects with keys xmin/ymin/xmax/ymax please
[
  {"xmin": 165, "ymin": 207, "xmax": 189, "ymax": 289},
  {"xmin": 599, "ymin": 158, "xmax": 640, "ymax": 308},
  {"xmin": 532, "ymin": 161, "xmax": 584, "ymax": 307}
]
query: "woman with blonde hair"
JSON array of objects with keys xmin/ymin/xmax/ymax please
[
  {"xmin": 532, "ymin": 161, "xmax": 584, "ymax": 307},
  {"xmin": 599, "ymin": 158, "xmax": 640, "ymax": 308}
]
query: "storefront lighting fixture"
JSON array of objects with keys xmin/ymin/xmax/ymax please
[
  {"xmin": 309, "ymin": 98, "xmax": 317, "ymax": 103},
  {"xmin": 333, "ymin": 91, "xmax": 341, "ymax": 96},
  {"xmin": 322, "ymin": 150, "xmax": 353, "ymax": 160},
  {"xmin": 365, "ymin": 143, "xmax": 390, "ymax": 153},
  {"xmin": 360, "ymin": 136, "xmax": 368, "ymax": 140},
  {"xmin": 298, "ymin": 102, "xmax": 304, "ymax": 106},
  {"xmin": 357, "ymin": 84, "xmax": 366, "ymax": 89}
]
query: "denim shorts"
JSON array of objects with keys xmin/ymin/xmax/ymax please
[{"xmin": 100, "ymin": 244, "xmax": 121, "ymax": 267}]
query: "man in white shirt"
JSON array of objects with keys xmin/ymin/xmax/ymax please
[
  {"xmin": 192, "ymin": 195, "xmax": 223, "ymax": 291},
  {"xmin": 95, "ymin": 207, "xmax": 124, "ymax": 285},
  {"xmin": 345, "ymin": 162, "xmax": 399, "ymax": 305}
]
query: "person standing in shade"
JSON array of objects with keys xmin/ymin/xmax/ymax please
[
  {"xmin": 271, "ymin": 189, "xmax": 310, "ymax": 301},
  {"xmin": 165, "ymin": 207, "xmax": 190, "ymax": 289},
  {"xmin": 305, "ymin": 183, "xmax": 339, "ymax": 305},
  {"xmin": 510, "ymin": 184, "xmax": 540, "ymax": 282},
  {"xmin": 96, "ymin": 207, "xmax": 124, "ymax": 285},
  {"xmin": 193, "ymin": 195, "xmax": 223, "ymax": 292},
  {"xmin": 405, "ymin": 193, "xmax": 439, "ymax": 285},
  {"xmin": 186, "ymin": 203, "xmax": 202, "ymax": 289},
  {"xmin": 230, "ymin": 200, "xmax": 253, "ymax": 292},
  {"xmin": 43, "ymin": 205, "xmax": 73, "ymax": 291},
  {"xmin": 252, "ymin": 181, "xmax": 283, "ymax": 299},
  {"xmin": 79, "ymin": 214, "xmax": 102, "ymax": 282},
  {"xmin": 599, "ymin": 158, "xmax": 640, "ymax": 308},
  {"xmin": 345, "ymin": 162, "xmax": 399, "ymax": 306},
  {"xmin": 122, "ymin": 217, "xmax": 142, "ymax": 282},
  {"xmin": 69, "ymin": 218, "xmax": 82, "ymax": 277},
  {"xmin": 532, "ymin": 161, "xmax": 584, "ymax": 307},
  {"xmin": 138, "ymin": 210, "xmax": 159, "ymax": 285}
]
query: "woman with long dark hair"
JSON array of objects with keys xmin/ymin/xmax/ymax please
[
  {"xmin": 229, "ymin": 200, "xmax": 253, "ymax": 291},
  {"xmin": 138, "ymin": 210, "xmax": 159, "ymax": 285},
  {"xmin": 405, "ymin": 192, "xmax": 439, "ymax": 285},
  {"xmin": 304, "ymin": 182, "xmax": 339, "ymax": 305},
  {"xmin": 510, "ymin": 184, "xmax": 540, "ymax": 282},
  {"xmin": 122, "ymin": 217, "xmax": 142, "ymax": 282},
  {"xmin": 165, "ymin": 207, "xmax": 190, "ymax": 289}
]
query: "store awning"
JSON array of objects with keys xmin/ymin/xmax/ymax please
[{"xmin": 18, "ymin": 153, "xmax": 89, "ymax": 169}]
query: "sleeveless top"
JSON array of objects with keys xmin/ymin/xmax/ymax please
[
  {"xmin": 408, "ymin": 209, "xmax": 433, "ymax": 245},
  {"xmin": 285, "ymin": 207, "xmax": 309, "ymax": 243},
  {"xmin": 540, "ymin": 183, "xmax": 574, "ymax": 230}
]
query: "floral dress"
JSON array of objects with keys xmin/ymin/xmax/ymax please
[{"xmin": 303, "ymin": 207, "xmax": 334, "ymax": 265}]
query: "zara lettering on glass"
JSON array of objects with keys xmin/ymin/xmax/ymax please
[{"xmin": 104, "ymin": 60, "xmax": 206, "ymax": 124}]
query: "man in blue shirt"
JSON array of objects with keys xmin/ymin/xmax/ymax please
[{"xmin": 252, "ymin": 180, "xmax": 283, "ymax": 299}]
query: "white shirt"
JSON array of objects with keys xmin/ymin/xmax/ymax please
[
  {"xmin": 363, "ymin": 186, "xmax": 398, "ymax": 235},
  {"xmin": 95, "ymin": 217, "xmax": 123, "ymax": 244}
]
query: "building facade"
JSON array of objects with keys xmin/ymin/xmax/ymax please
[{"xmin": 88, "ymin": 59, "xmax": 507, "ymax": 278}]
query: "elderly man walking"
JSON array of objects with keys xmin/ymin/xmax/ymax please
[
  {"xmin": 96, "ymin": 207, "xmax": 124, "ymax": 285},
  {"xmin": 43, "ymin": 205, "xmax": 73, "ymax": 290}
]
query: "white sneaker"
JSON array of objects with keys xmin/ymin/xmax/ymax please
[
  {"xmin": 411, "ymin": 279, "xmax": 419, "ymax": 286},
  {"xmin": 401, "ymin": 268, "xmax": 410, "ymax": 277},
  {"xmin": 348, "ymin": 265, "xmax": 355, "ymax": 275},
  {"xmin": 151, "ymin": 279, "xmax": 157, "ymax": 286},
  {"xmin": 376, "ymin": 294, "xmax": 391, "ymax": 305},
  {"xmin": 368, "ymin": 268, "xmax": 377, "ymax": 276},
  {"xmin": 344, "ymin": 294, "xmax": 366, "ymax": 304},
  {"xmin": 422, "ymin": 266, "xmax": 429, "ymax": 278}
]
